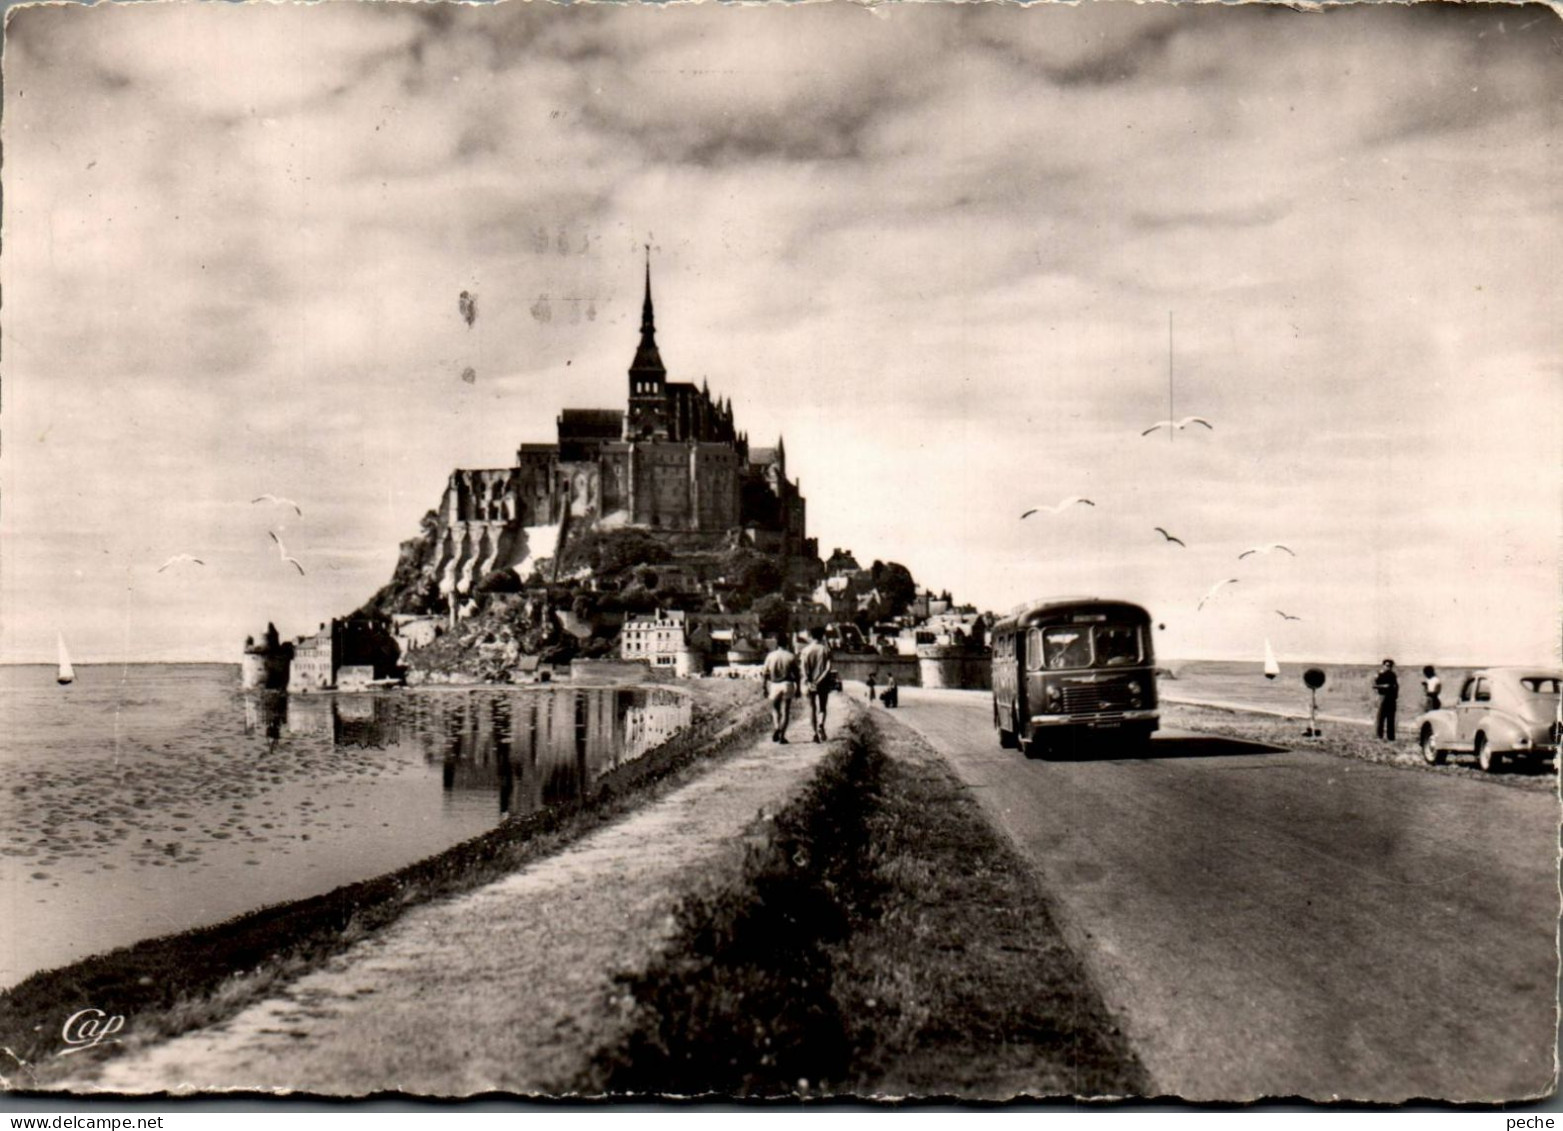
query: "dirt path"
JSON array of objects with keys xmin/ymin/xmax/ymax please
[{"xmin": 76, "ymin": 717, "xmax": 839, "ymax": 1096}]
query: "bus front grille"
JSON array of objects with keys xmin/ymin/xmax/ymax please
[{"xmin": 1062, "ymin": 681, "xmax": 1136, "ymax": 713}]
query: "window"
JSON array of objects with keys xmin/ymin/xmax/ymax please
[
  {"xmin": 1459, "ymin": 677, "xmax": 1476, "ymax": 703},
  {"xmin": 1474, "ymin": 678, "xmax": 1491, "ymax": 703},
  {"xmin": 1521, "ymin": 677, "xmax": 1561, "ymax": 696},
  {"xmin": 1094, "ymin": 625, "xmax": 1141, "ymax": 666},
  {"xmin": 1042, "ymin": 627, "xmax": 1091, "ymax": 670}
]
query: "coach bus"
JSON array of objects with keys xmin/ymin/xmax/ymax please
[{"xmin": 991, "ymin": 597, "xmax": 1159, "ymax": 757}]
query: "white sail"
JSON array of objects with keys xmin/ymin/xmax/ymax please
[
  {"xmin": 1263, "ymin": 638, "xmax": 1280, "ymax": 680},
  {"xmin": 57, "ymin": 633, "xmax": 75, "ymax": 685}
]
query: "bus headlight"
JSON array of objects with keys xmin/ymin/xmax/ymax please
[
  {"xmin": 1127, "ymin": 680, "xmax": 1143, "ymax": 707},
  {"xmin": 1045, "ymin": 684, "xmax": 1062, "ymax": 709}
]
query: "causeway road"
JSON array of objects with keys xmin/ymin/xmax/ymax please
[{"xmin": 881, "ymin": 686, "xmax": 1559, "ymax": 1103}]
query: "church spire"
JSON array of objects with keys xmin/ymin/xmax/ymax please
[{"xmin": 629, "ymin": 247, "xmax": 666, "ymax": 380}]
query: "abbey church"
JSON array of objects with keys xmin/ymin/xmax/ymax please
[{"xmin": 433, "ymin": 262, "xmax": 815, "ymax": 595}]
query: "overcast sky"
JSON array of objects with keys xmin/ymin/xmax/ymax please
[{"xmin": 2, "ymin": 0, "xmax": 1559, "ymax": 666}]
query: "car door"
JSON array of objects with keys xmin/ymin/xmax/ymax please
[{"xmin": 1453, "ymin": 676, "xmax": 1480, "ymax": 747}]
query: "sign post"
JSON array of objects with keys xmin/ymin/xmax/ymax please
[{"xmin": 1303, "ymin": 668, "xmax": 1326, "ymax": 738}]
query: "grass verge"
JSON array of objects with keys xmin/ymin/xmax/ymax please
[
  {"xmin": 585, "ymin": 708, "xmax": 1146, "ymax": 1100},
  {"xmin": 1161, "ymin": 702, "xmax": 1557, "ymax": 793},
  {"xmin": 2, "ymin": 684, "xmax": 767, "ymax": 1091}
]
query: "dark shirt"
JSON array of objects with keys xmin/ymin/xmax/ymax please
[{"xmin": 1374, "ymin": 670, "xmax": 1399, "ymax": 697}]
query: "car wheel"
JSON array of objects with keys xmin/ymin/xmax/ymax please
[
  {"xmin": 1475, "ymin": 733, "xmax": 1500, "ymax": 773},
  {"xmin": 1420, "ymin": 726, "xmax": 1446, "ymax": 765}
]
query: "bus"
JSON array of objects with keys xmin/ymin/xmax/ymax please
[{"xmin": 991, "ymin": 597, "xmax": 1158, "ymax": 757}]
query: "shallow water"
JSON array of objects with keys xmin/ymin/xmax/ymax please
[
  {"xmin": 0, "ymin": 664, "xmax": 689, "ymax": 988},
  {"xmin": 1163, "ymin": 659, "xmax": 1476, "ymax": 720}
]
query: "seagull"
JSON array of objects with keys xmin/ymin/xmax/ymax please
[
  {"xmin": 1020, "ymin": 497, "xmax": 1095, "ymax": 519},
  {"xmin": 1153, "ymin": 527, "xmax": 1186, "ymax": 547},
  {"xmin": 1197, "ymin": 578, "xmax": 1239, "ymax": 611},
  {"xmin": 1239, "ymin": 543, "xmax": 1297, "ymax": 560},
  {"xmin": 268, "ymin": 531, "xmax": 305, "ymax": 576},
  {"xmin": 1276, "ymin": 610, "xmax": 1303, "ymax": 621},
  {"xmin": 1141, "ymin": 416, "xmax": 1213, "ymax": 437},
  {"xmin": 458, "ymin": 290, "xmax": 477, "ymax": 328},
  {"xmin": 252, "ymin": 494, "xmax": 303, "ymax": 517},
  {"xmin": 156, "ymin": 554, "xmax": 205, "ymax": 573}
]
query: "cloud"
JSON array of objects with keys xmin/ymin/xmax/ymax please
[{"xmin": 1, "ymin": 0, "xmax": 1558, "ymax": 665}]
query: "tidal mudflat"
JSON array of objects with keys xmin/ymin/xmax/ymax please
[{"xmin": 0, "ymin": 664, "xmax": 688, "ymax": 987}]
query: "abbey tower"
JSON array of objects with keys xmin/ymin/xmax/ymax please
[{"xmin": 431, "ymin": 260, "xmax": 814, "ymax": 597}]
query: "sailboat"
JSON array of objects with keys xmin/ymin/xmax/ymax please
[
  {"xmin": 56, "ymin": 633, "xmax": 75, "ymax": 685},
  {"xmin": 1263, "ymin": 638, "xmax": 1280, "ymax": 681}
]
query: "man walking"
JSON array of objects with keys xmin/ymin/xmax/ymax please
[
  {"xmin": 1374, "ymin": 658, "xmax": 1399, "ymax": 741},
  {"xmin": 799, "ymin": 625, "xmax": 836, "ymax": 743},
  {"xmin": 762, "ymin": 635, "xmax": 801, "ymax": 744}
]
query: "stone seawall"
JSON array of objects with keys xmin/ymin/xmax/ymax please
[
  {"xmin": 832, "ymin": 653, "xmax": 921, "ymax": 688},
  {"xmin": 916, "ymin": 646, "xmax": 992, "ymax": 691}
]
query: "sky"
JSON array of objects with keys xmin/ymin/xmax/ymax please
[{"xmin": 1, "ymin": 0, "xmax": 1559, "ymax": 666}]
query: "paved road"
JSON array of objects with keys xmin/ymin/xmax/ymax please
[{"xmin": 882, "ymin": 687, "xmax": 1559, "ymax": 1102}]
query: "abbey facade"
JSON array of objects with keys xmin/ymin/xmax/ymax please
[{"xmin": 434, "ymin": 264, "xmax": 814, "ymax": 595}]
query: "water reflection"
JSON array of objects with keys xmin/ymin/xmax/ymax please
[{"xmin": 240, "ymin": 687, "xmax": 692, "ymax": 818}]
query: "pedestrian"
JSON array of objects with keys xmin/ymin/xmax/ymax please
[
  {"xmin": 798, "ymin": 625, "xmax": 836, "ymax": 743},
  {"xmin": 867, "ymin": 671, "xmax": 877, "ymax": 703},
  {"xmin": 1373, "ymin": 658, "xmax": 1399, "ymax": 741},
  {"xmin": 881, "ymin": 673, "xmax": 899, "ymax": 709},
  {"xmin": 1421, "ymin": 665, "xmax": 1442, "ymax": 712},
  {"xmin": 762, "ymin": 636, "xmax": 801, "ymax": 744}
]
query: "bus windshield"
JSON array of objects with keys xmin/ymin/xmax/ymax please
[
  {"xmin": 1042, "ymin": 628, "xmax": 1091, "ymax": 670},
  {"xmin": 1039, "ymin": 624, "xmax": 1143, "ymax": 669},
  {"xmin": 1095, "ymin": 624, "xmax": 1142, "ymax": 666}
]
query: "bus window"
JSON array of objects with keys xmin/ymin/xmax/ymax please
[
  {"xmin": 1095, "ymin": 625, "xmax": 1141, "ymax": 666},
  {"xmin": 1043, "ymin": 627, "xmax": 1090, "ymax": 670}
]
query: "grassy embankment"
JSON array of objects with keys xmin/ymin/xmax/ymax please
[
  {"xmin": 1161, "ymin": 701, "xmax": 1556, "ymax": 792},
  {"xmin": 0, "ymin": 681, "xmax": 765, "ymax": 1090},
  {"xmin": 585, "ymin": 708, "xmax": 1146, "ymax": 1100}
]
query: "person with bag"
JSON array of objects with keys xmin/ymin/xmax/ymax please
[{"xmin": 799, "ymin": 625, "xmax": 836, "ymax": 743}]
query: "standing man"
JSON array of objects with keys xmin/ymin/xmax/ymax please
[
  {"xmin": 1421, "ymin": 665, "xmax": 1442, "ymax": 712},
  {"xmin": 867, "ymin": 671, "xmax": 877, "ymax": 703},
  {"xmin": 762, "ymin": 635, "xmax": 801, "ymax": 744},
  {"xmin": 1374, "ymin": 659, "xmax": 1399, "ymax": 741},
  {"xmin": 799, "ymin": 625, "xmax": 836, "ymax": 744}
]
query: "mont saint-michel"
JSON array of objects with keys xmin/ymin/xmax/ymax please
[
  {"xmin": 5, "ymin": 0, "xmax": 1557, "ymax": 1107},
  {"xmin": 428, "ymin": 260, "xmax": 814, "ymax": 597}
]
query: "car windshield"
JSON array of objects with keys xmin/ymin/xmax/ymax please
[
  {"xmin": 1095, "ymin": 624, "xmax": 1142, "ymax": 666},
  {"xmin": 1520, "ymin": 676, "xmax": 1562, "ymax": 696}
]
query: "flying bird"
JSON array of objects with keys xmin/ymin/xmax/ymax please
[
  {"xmin": 1020, "ymin": 497, "xmax": 1095, "ymax": 519},
  {"xmin": 268, "ymin": 531, "xmax": 305, "ymax": 576},
  {"xmin": 458, "ymin": 290, "xmax": 477, "ymax": 328},
  {"xmin": 1276, "ymin": 610, "xmax": 1303, "ymax": 621},
  {"xmin": 252, "ymin": 494, "xmax": 303, "ymax": 517},
  {"xmin": 156, "ymin": 554, "xmax": 205, "ymax": 573},
  {"xmin": 1141, "ymin": 416, "xmax": 1213, "ymax": 437},
  {"xmin": 1239, "ymin": 543, "xmax": 1297, "ymax": 560},
  {"xmin": 1153, "ymin": 527, "xmax": 1186, "ymax": 547},
  {"xmin": 1197, "ymin": 578, "xmax": 1239, "ymax": 611}
]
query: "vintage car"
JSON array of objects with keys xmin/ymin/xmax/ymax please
[{"xmin": 1417, "ymin": 667, "xmax": 1563, "ymax": 772}]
